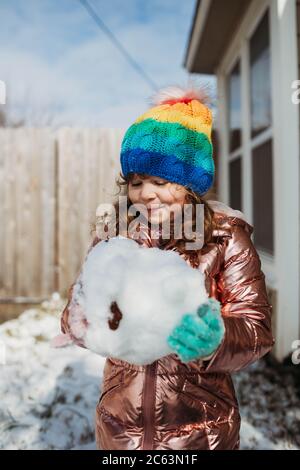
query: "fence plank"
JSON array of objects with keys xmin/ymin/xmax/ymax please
[{"xmin": 0, "ymin": 129, "xmax": 16, "ymax": 297}]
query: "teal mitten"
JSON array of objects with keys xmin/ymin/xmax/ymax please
[{"xmin": 167, "ymin": 298, "xmax": 225, "ymax": 363}]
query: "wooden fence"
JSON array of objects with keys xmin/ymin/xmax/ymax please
[{"xmin": 0, "ymin": 127, "xmax": 124, "ymax": 319}]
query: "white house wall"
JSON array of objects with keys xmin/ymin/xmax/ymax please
[{"xmin": 216, "ymin": 0, "xmax": 300, "ymax": 361}]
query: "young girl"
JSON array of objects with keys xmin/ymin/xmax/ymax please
[{"xmin": 60, "ymin": 86, "xmax": 275, "ymax": 450}]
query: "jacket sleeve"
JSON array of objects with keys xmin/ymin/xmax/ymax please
[
  {"xmin": 60, "ymin": 235, "xmax": 101, "ymax": 343},
  {"xmin": 201, "ymin": 224, "xmax": 275, "ymax": 373}
]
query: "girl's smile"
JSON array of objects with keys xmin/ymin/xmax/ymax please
[{"xmin": 128, "ymin": 174, "xmax": 187, "ymax": 224}]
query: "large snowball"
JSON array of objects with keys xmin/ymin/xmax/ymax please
[{"xmin": 67, "ymin": 236, "xmax": 209, "ymax": 365}]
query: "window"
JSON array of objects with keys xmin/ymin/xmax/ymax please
[
  {"xmin": 225, "ymin": 7, "xmax": 274, "ymax": 256},
  {"xmin": 250, "ymin": 10, "xmax": 274, "ymax": 255},
  {"xmin": 252, "ymin": 140, "xmax": 274, "ymax": 254},
  {"xmin": 228, "ymin": 61, "xmax": 242, "ymax": 152},
  {"xmin": 227, "ymin": 59, "xmax": 242, "ymax": 211},
  {"xmin": 229, "ymin": 158, "xmax": 242, "ymax": 212},
  {"xmin": 250, "ymin": 11, "xmax": 271, "ymax": 137}
]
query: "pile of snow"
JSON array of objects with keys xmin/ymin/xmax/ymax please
[
  {"xmin": 54, "ymin": 236, "xmax": 209, "ymax": 365},
  {"xmin": 0, "ymin": 295, "xmax": 105, "ymax": 450},
  {"xmin": 0, "ymin": 295, "xmax": 299, "ymax": 450}
]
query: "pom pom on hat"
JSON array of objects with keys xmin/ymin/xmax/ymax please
[{"xmin": 149, "ymin": 83, "xmax": 211, "ymax": 106}]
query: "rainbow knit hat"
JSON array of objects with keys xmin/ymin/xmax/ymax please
[{"xmin": 120, "ymin": 85, "xmax": 214, "ymax": 196}]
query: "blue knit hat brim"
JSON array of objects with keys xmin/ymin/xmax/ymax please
[{"xmin": 121, "ymin": 149, "xmax": 214, "ymax": 196}]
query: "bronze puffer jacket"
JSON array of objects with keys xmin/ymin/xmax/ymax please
[{"xmin": 61, "ymin": 203, "xmax": 275, "ymax": 450}]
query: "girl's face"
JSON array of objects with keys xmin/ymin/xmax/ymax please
[{"xmin": 128, "ymin": 173, "xmax": 188, "ymax": 224}]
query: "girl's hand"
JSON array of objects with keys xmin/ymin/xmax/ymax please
[
  {"xmin": 167, "ymin": 298, "xmax": 225, "ymax": 363},
  {"xmin": 51, "ymin": 303, "xmax": 88, "ymax": 348}
]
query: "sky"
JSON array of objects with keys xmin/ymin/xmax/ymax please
[{"xmin": 0, "ymin": 0, "xmax": 215, "ymax": 128}]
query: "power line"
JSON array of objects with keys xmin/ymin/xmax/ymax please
[{"xmin": 78, "ymin": 0, "xmax": 159, "ymax": 91}]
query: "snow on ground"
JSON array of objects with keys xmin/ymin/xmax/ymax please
[
  {"xmin": 233, "ymin": 359, "xmax": 300, "ymax": 450},
  {"xmin": 0, "ymin": 295, "xmax": 299, "ymax": 450},
  {"xmin": 0, "ymin": 295, "xmax": 105, "ymax": 450}
]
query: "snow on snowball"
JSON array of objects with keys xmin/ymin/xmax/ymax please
[{"xmin": 53, "ymin": 236, "xmax": 209, "ymax": 365}]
